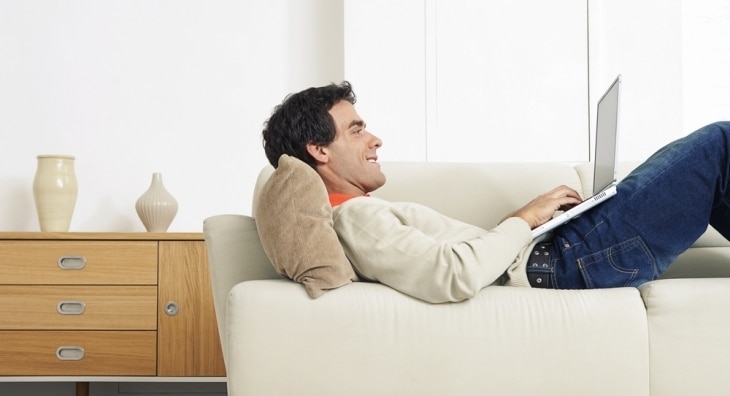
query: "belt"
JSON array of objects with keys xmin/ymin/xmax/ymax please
[{"xmin": 526, "ymin": 242, "xmax": 554, "ymax": 289}]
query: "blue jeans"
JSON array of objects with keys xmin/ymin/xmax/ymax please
[{"xmin": 547, "ymin": 121, "xmax": 730, "ymax": 289}]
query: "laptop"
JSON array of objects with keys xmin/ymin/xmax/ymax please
[{"xmin": 531, "ymin": 74, "xmax": 622, "ymax": 239}]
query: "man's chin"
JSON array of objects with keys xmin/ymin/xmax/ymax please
[{"xmin": 370, "ymin": 174, "xmax": 386, "ymax": 191}]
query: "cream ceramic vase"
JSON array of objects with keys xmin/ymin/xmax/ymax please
[
  {"xmin": 135, "ymin": 173, "xmax": 178, "ymax": 232},
  {"xmin": 32, "ymin": 155, "xmax": 78, "ymax": 232}
]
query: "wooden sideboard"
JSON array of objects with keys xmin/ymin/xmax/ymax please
[{"xmin": 0, "ymin": 232, "xmax": 225, "ymax": 395}]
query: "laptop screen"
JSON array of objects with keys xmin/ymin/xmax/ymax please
[{"xmin": 593, "ymin": 75, "xmax": 621, "ymax": 195}]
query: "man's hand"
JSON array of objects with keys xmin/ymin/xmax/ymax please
[{"xmin": 501, "ymin": 185, "xmax": 583, "ymax": 229}]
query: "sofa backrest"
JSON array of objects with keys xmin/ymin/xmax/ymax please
[{"xmin": 371, "ymin": 161, "xmax": 583, "ymax": 230}]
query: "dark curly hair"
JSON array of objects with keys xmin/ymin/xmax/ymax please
[{"xmin": 262, "ymin": 81, "xmax": 357, "ymax": 168}]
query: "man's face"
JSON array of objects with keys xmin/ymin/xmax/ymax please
[{"xmin": 323, "ymin": 100, "xmax": 385, "ymax": 195}]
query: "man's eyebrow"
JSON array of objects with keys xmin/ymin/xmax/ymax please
[{"xmin": 348, "ymin": 120, "xmax": 365, "ymax": 129}]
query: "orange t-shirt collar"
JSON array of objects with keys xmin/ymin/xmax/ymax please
[{"xmin": 329, "ymin": 193, "xmax": 366, "ymax": 207}]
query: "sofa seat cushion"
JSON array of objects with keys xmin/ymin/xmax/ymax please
[
  {"xmin": 640, "ymin": 278, "xmax": 730, "ymax": 396},
  {"xmin": 226, "ymin": 280, "xmax": 649, "ymax": 396}
]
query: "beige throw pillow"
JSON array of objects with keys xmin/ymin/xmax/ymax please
[{"xmin": 254, "ymin": 154, "xmax": 357, "ymax": 298}]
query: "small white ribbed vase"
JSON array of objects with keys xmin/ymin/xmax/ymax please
[
  {"xmin": 135, "ymin": 173, "xmax": 178, "ymax": 232},
  {"xmin": 33, "ymin": 155, "xmax": 78, "ymax": 232}
]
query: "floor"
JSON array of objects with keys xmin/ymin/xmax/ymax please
[{"xmin": 0, "ymin": 382, "xmax": 226, "ymax": 396}]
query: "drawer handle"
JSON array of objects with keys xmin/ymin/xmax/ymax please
[
  {"xmin": 56, "ymin": 346, "xmax": 85, "ymax": 361},
  {"xmin": 57, "ymin": 301, "xmax": 86, "ymax": 315},
  {"xmin": 58, "ymin": 256, "xmax": 87, "ymax": 270}
]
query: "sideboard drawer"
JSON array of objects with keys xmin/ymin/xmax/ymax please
[
  {"xmin": 0, "ymin": 241, "xmax": 157, "ymax": 285},
  {"xmin": 0, "ymin": 330, "xmax": 157, "ymax": 376},
  {"xmin": 0, "ymin": 285, "xmax": 157, "ymax": 330}
]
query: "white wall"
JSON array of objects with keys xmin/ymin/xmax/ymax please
[
  {"xmin": 589, "ymin": 0, "xmax": 730, "ymax": 161},
  {"xmin": 343, "ymin": 0, "xmax": 428, "ymax": 161},
  {"xmin": 430, "ymin": 0, "xmax": 588, "ymax": 163},
  {"xmin": 0, "ymin": 0, "xmax": 343, "ymax": 232},
  {"xmin": 2, "ymin": 0, "xmax": 729, "ymax": 234},
  {"xmin": 345, "ymin": 0, "xmax": 589, "ymax": 163},
  {"xmin": 347, "ymin": 0, "xmax": 730, "ymax": 165}
]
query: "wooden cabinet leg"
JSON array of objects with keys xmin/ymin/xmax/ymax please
[{"xmin": 76, "ymin": 381, "xmax": 89, "ymax": 396}]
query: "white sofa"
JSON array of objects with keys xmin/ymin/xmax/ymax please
[{"xmin": 203, "ymin": 161, "xmax": 730, "ymax": 396}]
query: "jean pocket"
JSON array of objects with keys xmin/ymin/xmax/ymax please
[{"xmin": 577, "ymin": 236, "xmax": 658, "ymax": 288}]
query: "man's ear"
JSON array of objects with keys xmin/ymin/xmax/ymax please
[{"xmin": 306, "ymin": 143, "xmax": 329, "ymax": 164}]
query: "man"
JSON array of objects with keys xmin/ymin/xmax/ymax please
[{"xmin": 262, "ymin": 81, "xmax": 730, "ymax": 303}]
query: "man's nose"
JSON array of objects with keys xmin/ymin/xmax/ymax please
[{"xmin": 369, "ymin": 132, "xmax": 383, "ymax": 148}]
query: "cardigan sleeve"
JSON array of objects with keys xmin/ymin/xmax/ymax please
[{"xmin": 333, "ymin": 197, "xmax": 533, "ymax": 303}]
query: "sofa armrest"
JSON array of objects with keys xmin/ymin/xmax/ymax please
[
  {"xmin": 203, "ymin": 214, "xmax": 281, "ymax": 366},
  {"xmin": 661, "ymin": 246, "xmax": 730, "ymax": 279},
  {"xmin": 226, "ymin": 280, "xmax": 649, "ymax": 396}
]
